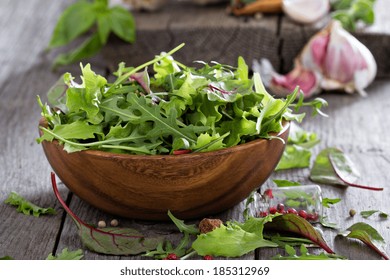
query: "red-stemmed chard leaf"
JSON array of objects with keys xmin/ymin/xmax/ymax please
[
  {"xmin": 310, "ymin": 148, "xmax": 383, "ymax": 191},
  {"xmin": 338, "ymin": 222, "xmax": 389, "ymax": 260},
  {"xmin": 264, "ymin": 213, "xmax": 335, "ymax": 254},
  {"xmin": 51, "ymin": 172, "xmax": 162, "ymax": 255},
  {"xmin": 328, "ymin": 150, "xmax": 383, "ymax": 191}
]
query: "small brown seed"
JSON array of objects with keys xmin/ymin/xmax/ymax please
[
  {"xmin": 97, "ymin": 220, "xmax": 106, "ymax": 228},
  {"xmin": 110, "ymin": 219, "xmax": 119, "ymax": 227},
  {"xmin": 349, "ymin": 209, "xmax": 356, "ymax": 217},
  {"xmin": 199, "ymin": 218, "xmax": 223, "ymax": 234}
]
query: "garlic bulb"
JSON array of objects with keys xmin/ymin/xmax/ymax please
[
  {"xmin": 282, "ymin": 0, "xmax": 330, "ymax": 24},
  {"xmin": 254, "ymin": 20, "xmax": 377, "ymax": 98}
]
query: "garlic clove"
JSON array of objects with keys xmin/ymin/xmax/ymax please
[
  {"xmin": 254, "ymin": 20, "xmax": 377, "ymax": 98},
  {"xmin": 282, "ymin": 0, "xmax": 330, "ymax": 24},
  {"xmin": 270, "ymin": 62, "xmax": 322, "ymax": 98},
  {"xmin": 322, "ymin": 21, "xmax": 377, "ymax": 95}
]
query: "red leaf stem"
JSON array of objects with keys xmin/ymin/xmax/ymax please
[
  {"xmin": 328, "ymin": 157, "xmax": 383, "ymax": 191},
  {"xmin": 50, "ymin": 172, "xmax": 144, "ymax": 238}
]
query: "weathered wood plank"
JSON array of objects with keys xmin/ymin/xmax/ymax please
[
  {"xmin": 102, "ymin": 2, "xmax": 280, "ymax": 73},
  {"xmin": 1, "ymin": 0, "xmax": 390, "ymax": 261}
]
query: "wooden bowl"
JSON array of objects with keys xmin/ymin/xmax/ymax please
[{"xmin": 39, "ymin": 118, "xmax": 289, "ymax": 221}]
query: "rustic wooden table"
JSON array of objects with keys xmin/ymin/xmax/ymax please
[{"xmin": 0, "ymin": 0, "xmax": 389, "ymax": 260}]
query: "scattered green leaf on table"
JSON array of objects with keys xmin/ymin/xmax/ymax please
[
  {"xmin": 275, "ymin": 145, "xmax": 312, "ymax": 171},
  {"xmin": 0, "ymin": 256, "xmax": 14, "ymax": 260},
  {"xmin": 46, "ymin": 248, "xmax": 84, "ymax": 260},
  {"xmin": 338, "ymin": 222, "xmax": 389, "ymax": 260},
  {"xmin": 275, "ymin": 123, "xmax": 320, "ymax": 171},
  {"xmin": 273, "ymin": 179, "xmax": 301, "ymax": 187},
  {"xmin": 360, "ymin": 210, "xmax": 388, "ymax": 219},
  {"xmin": 320, "ymin": 216, "xmax": 339, "ymax": 230},
  {"xmin": 51, "ymin": 173, "xmax": 162, "ymax": 255},
  {"xmin": 272, "ymin": 244, "xmax": 346, "ymax": 260},
  {"xmin": 322, "ymin": 197, "xmax": 342, "ymax": 208},
  {"xmin": 361, "ymin": 210, "xmax": 379, "ymax": 218},
  {"xmin": 4, "ymin": 192, "xmax": 56, "ymax": 217},
  {"xmin": 310, "ymin": 147, "xmax": 383, "ymax": 191},
  {"xmin": 264, "ymin": 214, "xmax": 335, "ymax": 254},
  {"xmin": 167, "ymin": 210, "xmax": 199, "ymax": 235},
  {"xmin": 192, "ymin": 216, "xmax": 278, "ymax": 257}
]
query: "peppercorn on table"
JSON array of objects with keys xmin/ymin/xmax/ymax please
[{"xmin": 0, "ymin": 0, "xmax": 389, "ymax": 260}]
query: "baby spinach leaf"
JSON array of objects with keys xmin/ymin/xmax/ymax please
[
  {"xmin": 4, "ymin": 192, "xmax": 56, "ymax": 217},
  {"xmin": 338, "ymin": 222, "xmax": 389, "ymax": 260},
  {"xmin": 51, "ymin": 173, "xmax": 162, "ymax": 255},
  {"xmin": 46, "ymin": 248, "xmax": 84, "ymax": 260},
  {"xmin": 264, "ymin": 214, "xmax": 335, "ymax": 254}
]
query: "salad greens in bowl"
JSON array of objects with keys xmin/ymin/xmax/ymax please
[{"xmin": 37, "ymin": 44, "xmax": 325, "ymax": 220}]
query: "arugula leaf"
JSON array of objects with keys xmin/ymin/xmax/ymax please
[
  {"xmin": 144, "ymin": 233, "xmax": 192, "ymax": 260},
  {"xmin": 51, "ymin": 173, "xmax": 162, "ymax": 255},
  {"xmin": 167, "ymin": 211, "xmax": 199, "ymax": 235},
  {"xmin": 4, "ymin": 192, "xmax": 56, "ymax": 217},
  {"xmin": 46, "ymin": 248, "xmax": 84, "ymax": 260},
  {"xmin": 39, "ymin": 47, "xmax": 319, "ymax": 155},
  {"xmin": 273, "ymin": 244, "xmax": 346, "ymax": 260},
  {"xmin": 338, "ymin": 222, "xmax": 389, "ymax": 260}
]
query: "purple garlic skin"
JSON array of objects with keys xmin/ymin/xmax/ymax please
[{"xmin": 267, "ymin": 20, "xmax": 377, "ymax": 98}]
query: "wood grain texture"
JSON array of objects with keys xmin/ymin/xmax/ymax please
[
  {"xmin": 102, "ymin": 2, "xmax": 281, "ymax": 73},
  {"xmin": 40, "ymin": 120, "xmax": 289, "ymax": 220},
  {"xmin": 1, "ymin": 0, "xmax": 390, "ymax": 260}
]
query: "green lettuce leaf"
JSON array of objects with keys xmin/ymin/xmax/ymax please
[
  {"xmin": 46, "ymin": 248, "xmax": 84, "ymax": 260},
  {"xmin": 4, "ymin": 192, "xmax": 56, "ymax": 217},
  {"xmin": 192, "ymin": 216, "xmax": 278, "ymax": 257}
]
